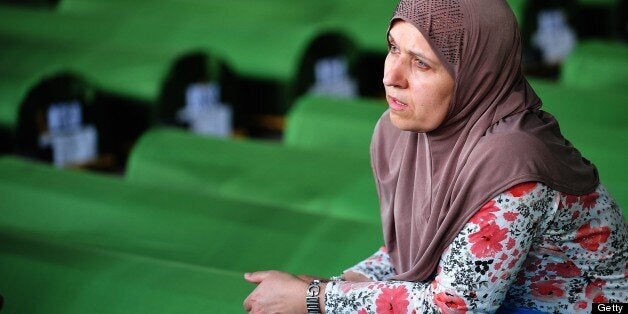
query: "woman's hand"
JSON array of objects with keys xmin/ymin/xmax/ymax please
[{"xmin": 243, "ymin": 270, "xmax": 311, "ymax": 314}]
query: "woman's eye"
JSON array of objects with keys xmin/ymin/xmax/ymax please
[
  {"xmin": 388, "ymin": 43, "xmax": 400, "ymax": 54},
  {"xmin": 414, "ymin": 58, "xmax": 429, "ymax": 69}
]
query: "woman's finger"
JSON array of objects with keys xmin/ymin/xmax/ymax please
[{"xmin": 244, "ymin": 271, "xmax": 270, "ymax": 284}]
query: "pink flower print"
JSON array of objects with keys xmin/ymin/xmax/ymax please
[
  {"xmin": 503, "ymin": 211, "xmax": 518, "ymax": 221},
  {"xmin": 563, "ymin": 194, "xmax": 580, "ymax": 208},
  {"xmin": 574, "ymin": 223, "xmax": 610, "ymax": 251},
  {"xmin": 434, "ymin": 291, "xmax": 468, "ymax": 314},
  {"xmin": 469, "ymin": 222, "xmax": 508, "ymax": 258},
  {"xmin": 470, "ymin": 200, "xmax": 499, "ymax": 225},
  {"xmin": 531, "ymin": 280, "xmax": 565, "ymax": 300},
  {"xmin": 585, "ymin": 279, "xmax": 608, "ymax": 303},
  {"xmin": 494, "ymin": 261, "xmax": 503, "ymax": 270},
  {"xmin": 375, "ymin": 285, "xmax": 409, "ymax": 314},
  {"xmin": 508, "ymin": 182, "xmax": 537, "ymax": 197},
  {"xmin": 506, "ymin": 238, "xmax": 516, "ymax": 250},
  {"xmin": 574, "ymin": 301, "xmax": 588, "ymax": 311},
  {"xmin": 580, "ymin": 192, "xmax": 599, "ymax": 209},
  {"xmin": 547, "ymin": 260, "xmax": 581, "ymax": 278}
]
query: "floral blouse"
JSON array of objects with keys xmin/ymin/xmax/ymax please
[{"xmin": 324, "ymin": 182, "xmax": 627, "ymax": 313}]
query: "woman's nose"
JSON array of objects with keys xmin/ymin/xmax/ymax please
[{"xmin": 383, "ymin": 57, "xmax": 406, "ymax": 88}]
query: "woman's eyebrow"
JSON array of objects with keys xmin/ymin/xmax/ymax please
[
  {"xmin": 388, "ymin": 32, "xmax": 438, "ymax": 66},
  {"xmin": 407, "ymin": 49, "xmax": 437, "ymax": 66}
]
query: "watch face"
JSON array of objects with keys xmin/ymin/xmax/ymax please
[
  {"xmin": 307, "ymin": 280, "xmax": 321, "ymax": 297},
  {"xmin": 307, "ymin": 283, "xmax": 320, "ymax": 297}
]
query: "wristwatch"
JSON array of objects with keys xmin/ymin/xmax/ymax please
[{"xmin": 306, "ymin": 280, "xmax": 321, "ymax": 313}]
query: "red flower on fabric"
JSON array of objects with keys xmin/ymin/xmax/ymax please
[
  {"xmin": 585, "ymin": 279, "xmax": 608, "ymax": 302},
  {"xmin": 503, "ymin": 211, "xmax": 518, "ymax": 221},
  {"xmin": 470, "ymin": 200, "xmax": 499, "ymax": 225},
  {"xmin": 506, "ymin": 238, "xmax": 516, "ymax": 250},
  {"xmin": 574, "ymin": 301, "xmax": 588, "ymax": 311},
  {"xmin": 508, "ymin": 182, "xmax": 537, "ymax": 197},
  {"xmin": 574, "ymin": 223, "xmax": 611, "ymax": 251},
  {"xmin": 547, "ymin": 260, "xmax": 581, "ymax": 278},
  {"xmin": 375, "ymin": 285, "xmax": 409, "ymax": 314},
  {"xmin": 580, "ymin": 192, "xmax": 599, "ymax": 209},
  {"xmin": 434, "ymin": 292, "xmax": 467, "ymax": 314},
  {"xmin": 358, "ymin": 309, "xmax": 368, "ymax": 314},
  {"xmin": 494, "ymin": 261, "xmax": 503, "ymax": 270},
  {"xmin": 563, "ymin": 194, "xmax": 580, "ymax": 208},
  {"xmin": 531, "ymin": 280, "xmax": 565, "ymax": 299},
  {"xmin": 469, "ymin": 222, "xmax": 509, "ymax": 258}
]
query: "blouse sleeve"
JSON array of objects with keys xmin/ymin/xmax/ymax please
[
  {"xmin": 325, "ymin": 182, "xmax": 557, "ymax": 313},
  {"xmin": 340, "ymin": 246, "xmax": 396, "ymax": 281}
]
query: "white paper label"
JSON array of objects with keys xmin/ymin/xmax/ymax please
[
  {"xmin": 47, "ymin": 101, "xmax": 83, "ymax": 132},
  {"xmin": 309, "ymin": 56, "xmax": 357, "ymax": 98},
  {"xmin": 40, "ymin": 125, "xmax": 99, "ymax": 168},
  {"xmin": 532, "ymin": 9, "xmax": 576, "ymax": 64},
  {"xmin": 185, "ymin": 83, "xmax": 220, "ymax": 116},
  {"xmin": 178, "ymin": 82, "xmax": 232, "ymax": 137},
  {"xmin": 189, "ymin": 105, "xmax": 232, "ymax": 137}
]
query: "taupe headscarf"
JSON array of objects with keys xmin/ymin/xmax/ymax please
[{"xmin": 371, "ymin": 0, "xmax": 599, "ymax": 282}]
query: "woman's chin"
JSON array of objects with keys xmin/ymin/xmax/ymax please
[{"xmin": 390, "ymin": 114, "xmax": 423, "ymax": 133}]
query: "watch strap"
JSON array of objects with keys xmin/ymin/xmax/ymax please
[{"xmin": 306, "ymin": 280, "xmax": 321, "ymax": 313}]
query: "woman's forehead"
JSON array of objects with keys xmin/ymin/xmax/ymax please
[{"xmin": 389, "ymin": 20, "xmax": 443, "ymax": 65}]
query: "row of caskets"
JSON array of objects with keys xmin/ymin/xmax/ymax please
[{"xmin": 0, "ymin": 0, "xmax": 625, "ymax": 171}]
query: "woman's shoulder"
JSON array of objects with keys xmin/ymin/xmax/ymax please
[{"xmin": 476, "ymin": 111, "xmax": 553, "ymax": 158}]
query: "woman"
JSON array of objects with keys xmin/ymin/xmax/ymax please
[{"xmin": 243, "ymin": 0, "xmax": 627, "ymax": 313}]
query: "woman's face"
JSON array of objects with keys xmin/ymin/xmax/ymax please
[{"xmin": 383, "ymin": 20, "xmax": 455, "ymax": 133}]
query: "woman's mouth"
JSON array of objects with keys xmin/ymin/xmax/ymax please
[{"xmin": 387, "ymin": 96, "xmax": 408, "ymax": 111}]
